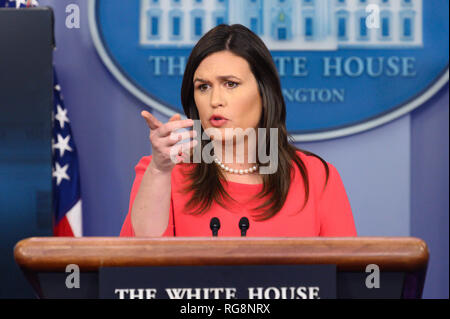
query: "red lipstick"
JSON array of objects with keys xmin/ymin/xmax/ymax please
[{"xmin": 209, "ymin": 114, "xmax": 228, "ymax": 127}]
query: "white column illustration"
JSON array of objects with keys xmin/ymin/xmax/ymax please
[
  {"xmin": 138, "ymin": 0, "xmax": 422, "ymax": 49},
  {"xmin": 228, "ymin": 0, "xmax": 243, "ymax": 26}
]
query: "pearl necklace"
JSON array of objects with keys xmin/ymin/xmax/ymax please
[{"xmin": 213, "ymin": 156, "xmax": 258, "ymax": 174}]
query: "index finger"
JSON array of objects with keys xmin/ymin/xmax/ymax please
[{"xmin": 141, "ymin": 110, "xmax": 162, "ymax": 130}]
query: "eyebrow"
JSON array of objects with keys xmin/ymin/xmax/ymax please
[{"xmin": 193, "ymin": 75, "xmax": 242, "ymax": 83}]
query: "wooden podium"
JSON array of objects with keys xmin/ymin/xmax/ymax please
[{"xmin": 14, "ymin": 237, "xmax": 428, "ymax": 299}]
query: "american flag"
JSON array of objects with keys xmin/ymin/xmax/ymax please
[
  {"xmin": 1, "ymin": 0, "xmax": 83, "ymax": 236},
  {"xmin": 52, "ymin": 71, "xmax": 83, "ymax": 237}
]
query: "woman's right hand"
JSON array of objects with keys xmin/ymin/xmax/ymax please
[{"xmin": 141, "ymin": 110, "xmax": 197, "ymax": 174}]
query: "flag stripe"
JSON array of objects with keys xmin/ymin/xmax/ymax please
[
  {"xmin": 54, "ymin": 216, "xmax": 75, "ymax": 237},
  {"xmin": 66, "ymin": 199, "xmax": 83, "ymax": 237}
]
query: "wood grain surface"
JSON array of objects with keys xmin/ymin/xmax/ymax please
[{"xmin": 14, "ymin": 237, "xmax": 428, "ymax": 272}]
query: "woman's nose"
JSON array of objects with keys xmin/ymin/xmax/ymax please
[{"xmin": 210, "ymin": 87, "xmax": 225, "ymax": 108}]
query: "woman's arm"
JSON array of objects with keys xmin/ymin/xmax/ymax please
[
  {"xmin": 130, "ymin": 160, "xmax": 173, "ymax": 236},
  {"xmin": 123, "ymin": 111, "xmax": 196, "ymax": 237}
]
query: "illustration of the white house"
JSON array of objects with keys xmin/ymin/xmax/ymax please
[{"xmin": 139, "ymin": 0, "xmax": 422, "ymax": 50}]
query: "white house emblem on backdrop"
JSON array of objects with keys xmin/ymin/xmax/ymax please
[{"xmin": 89, "ymin": 0, "xmax": 447, "ymax": 141}]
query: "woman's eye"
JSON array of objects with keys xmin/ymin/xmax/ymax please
[
  {"xmin": 225, "ymin": 81, "xmax": 238, "ymax": 88},
  {"xmin": 197, "ymin": 82, "xmax": 238, "ymax": 91}
]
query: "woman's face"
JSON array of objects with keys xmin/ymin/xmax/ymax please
[{"xmin": 193, "ymin": 50, "xmax": 262, "ymax": 142}]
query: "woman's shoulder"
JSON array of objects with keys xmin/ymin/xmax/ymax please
[
  {"xmin": 294, "ymin": 149, "xmax": 334, "ymax": 192},
  {"xmin": 294, "ymin": 149, "xmax": 330, "ymax": 173}
]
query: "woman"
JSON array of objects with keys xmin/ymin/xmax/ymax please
[{"xmin": 120, "ymin": 24, "xmax": 356, "ymax": 237}]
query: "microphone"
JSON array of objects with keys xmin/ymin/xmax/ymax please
[
  {"xmin": 210, "ymin": 217, "xmax": 220, "ymax": 237},
  {"xmin": 239, "ymin": 217, "xmax": 249, "ymax": 237}
]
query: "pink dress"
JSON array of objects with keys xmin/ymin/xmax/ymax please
[{"xmin": 120, "ymin": 150, "xmax": 357, "ymax": 237}]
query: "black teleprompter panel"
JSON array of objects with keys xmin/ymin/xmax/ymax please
[{"xmin": 0, "ymin": 7, "xmax": 54, "ymax": 298}]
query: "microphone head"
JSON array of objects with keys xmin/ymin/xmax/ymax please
[
  {"xmin": 210, "ymin": 217, "xmax": 220, "ymax": 230},
  {"xmin": 239, "ymin": 217, "xmax": 249, "ymax": 230}
]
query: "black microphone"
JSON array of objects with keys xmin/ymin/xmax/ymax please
[
  {"xmin": 210, "ymin": 217, "xmax": 220, "ymax": 237},
  {"xmin": 239, "ymin": 217, "xmax": 249, "ymax": 237}
]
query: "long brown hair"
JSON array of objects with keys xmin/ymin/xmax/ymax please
[{"xmin": 180, "ymin": 24, "xmax": 329, "ymax": 221}]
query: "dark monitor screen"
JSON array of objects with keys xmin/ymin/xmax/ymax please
[{"xmin": 0, "ymin": 7, "xmax": 54, "ymax": 298}]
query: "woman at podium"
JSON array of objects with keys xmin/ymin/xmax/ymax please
[{"xmin": 120, "ymin": 24, "xmax": 357, "ymax": 237}]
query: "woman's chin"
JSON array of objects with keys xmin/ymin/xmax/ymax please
[{"xmin": 203, "ymin": 127, "xmax": 228, "ymax": 141}]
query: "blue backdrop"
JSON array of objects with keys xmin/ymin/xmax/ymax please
[{"xmin": 4, "ymin": 0, "xmax": 446, "ymax": 298}]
